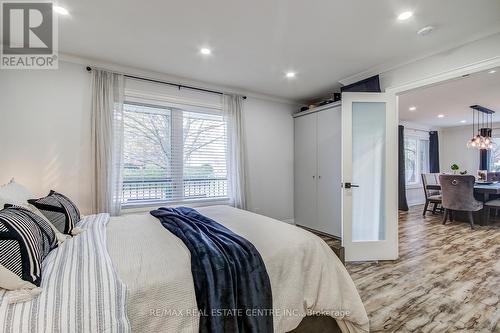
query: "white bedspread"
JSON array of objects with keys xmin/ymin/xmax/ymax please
[
  {"xmin": 107, "ymin": 205, "xmax": 369, "ymax": 333},
  {"xmin": 0, "ymin": 214, "xmax": 130, "ymax": 333}
]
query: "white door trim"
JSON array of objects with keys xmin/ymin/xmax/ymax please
[{"xmin": 378, "ymin": 55, "xmax": 500, "ymax": 260}]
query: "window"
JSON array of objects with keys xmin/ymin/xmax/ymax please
[
  {"xmin": 404, "ymin": 136, "xmax": 429, "ymax": 186},
  {"xmin": 121, "ymin": 102, "xmax": 228, "ymax": 206},
  {"xmin": 489, "ymin": 137, "xmax": 500, "ymax": 171}
]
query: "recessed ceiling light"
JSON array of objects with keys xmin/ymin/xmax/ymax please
[
  {"xmin": 489, "ymin": 69, "xmax": 497, "ymax": 74},
  {"xmin": 409, "ymin": 106, "xmax": 417, "ymax": 111},
  {"xmin": 200, "ymin": 48, "xmax": 212, "ymax": 55},
  {"xmin": 437, "ymin": 114, "xmax": 445, "ymax": 118},
  {"xmin": 53, "ymin": 6, "xmax": 69, "ymax": 15},
  {"xmin": 285, "ymin": 72, "xmax": 296, "ymax": 79},
  {"xmin": 417, "ymin": 26, "xmax": 435, "ymax": 36},
  {"xmin": 397, "ymin": 11, "xmax": 413, "ymax": 21},
  {"xmin": 460, "ymin": 120, "xmax": 467, "ymax": 123}
]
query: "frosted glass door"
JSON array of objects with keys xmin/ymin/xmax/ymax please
[
  {"xmin": 352, "ymin": 102, "xmax": 386, "ymax": 241},
  {"xmin": 341, "ymin": 93, "xmax": 398, "ymax": 262}
]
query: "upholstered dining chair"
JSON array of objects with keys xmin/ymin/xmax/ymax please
[
  {"xmin": 421, "ymin": 173, "xmax": 442, "ymax": 216},
  {"xmin": 439, "ymin": 175, "xmax": 482, "ymax": 229},
  {"xmin": 483, "ymin": 199, "xmax": 500, "ymax": 225},
  {"xmin": 486, "ymin": 171, "xmax": 500, "ymax": 182}
]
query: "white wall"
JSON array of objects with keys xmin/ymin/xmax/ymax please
[
  {"xmin": 0, "ymin": 62, "xmax": 92, "ymax": 213},
  {"xmin": 0, "ymin": 60, "xmax": 296, "ymax": 220},
  {"xmin": 439, "ymin": 125, "xmax": 484, "ymax": 175},
  {"xmin": 243, "ymin": 98, "xmax": 294, "ymax": 221}
]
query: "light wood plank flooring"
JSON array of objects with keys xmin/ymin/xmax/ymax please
[
  {"xmin": 318, "ymin": 206, "xmax": 500, "ymax": 333},
  {"xmin": 342, "ymin": 206, "xmax": 500, "ymax": 332}
]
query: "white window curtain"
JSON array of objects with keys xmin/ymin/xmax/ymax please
[
  {"xmin": 223, "ymin": 94, "xmax": 247, "ymax": 209},
  {"xmin": 90, "ymin": 69, "xmax": 125, "ymax": 215}
]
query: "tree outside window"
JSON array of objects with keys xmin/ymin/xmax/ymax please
[{"xmin": 404, "ymin": 136, "xmax": 429, "ymax": 186}]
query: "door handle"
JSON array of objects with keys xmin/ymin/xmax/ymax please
[{"xmin": 343, "ymin": 182, "xmax": 359, "ymax": 189}]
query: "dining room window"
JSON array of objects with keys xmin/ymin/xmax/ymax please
[
  {"xmin": 404, "ymin": 136, "xmax": 429, "ymax": 186},
  {"xmin": 489, "ymin": 137, "xmax": 500, "ymax": 171}
]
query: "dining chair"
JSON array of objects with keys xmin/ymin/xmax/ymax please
[
  {"xmin": 483, "ymin": 199, "xmax": 500, "ymax": 225},
  {"xmin": 439, "ymin": 175, "xmax": 482, "ymax": 229},
  {"xmin": 421, "ymin": 173, "xmax": 442, "ymax": 216},
  {"xmin": 486, "ymin": 171, "xmax": 500, "ymax": 182},
  {"xmin": 485, "ymin": 172, "xmax": 500, "ymax": 217}
]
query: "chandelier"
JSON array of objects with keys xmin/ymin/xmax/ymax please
[{"xmin": 466, "ymin": 105, "xmax": 495, "ymax": 150}]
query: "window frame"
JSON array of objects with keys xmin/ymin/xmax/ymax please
[
  {"xmin": 404, "ymin": 135, "xmax": 430, "ymax": 188},
  {"xmin": 489, "ymin": 136, "xmax": 500, "ymax": 172},
  {"xmin": 120, "ymin": 97, "xmax": 231, "ymax": 209}
]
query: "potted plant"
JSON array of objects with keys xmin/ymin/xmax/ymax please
[{"xmin": 451, "ymin": 164, "xmax": 459, "ymax": 174}]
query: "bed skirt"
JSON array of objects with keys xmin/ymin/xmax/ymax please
[{"xmin": 290, "ymin": 316, "xmax": 342, "ymax": 333}]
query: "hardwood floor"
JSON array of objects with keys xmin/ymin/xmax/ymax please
[{"xmin": 343, "ymin": 206, "xmax": 500, "ymax": 332}]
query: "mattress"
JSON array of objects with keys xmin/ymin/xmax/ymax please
[{"xmin": 107, "ymin": 205, "xmax": 369, "ymax": 333}]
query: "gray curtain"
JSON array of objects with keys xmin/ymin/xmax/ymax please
[
  {"xmin": 223, "ymin": 94, "xmax": 247, "ymax": 210},
  {"xmin": 429, "ymin": 131, "xmax": 440, "ymax": 173},
  {"xmin": 479, "ymin": 128, "xmax": 490, "ymax": 170},
  {"xmin": 90, "ymin": 69, "xmax": 125, "ymax": 215},
  {"xmin": 398, "ymin": 125, "xmax": 409, "ymax": 211}
]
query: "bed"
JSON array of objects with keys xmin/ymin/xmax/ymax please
[
  {"xmin": 1, "ymin": 205, "xmax": 369, "ymax": 333},
  {"xmin": 107, "ymin": 205, "xmax": 368, "ymax": 333}
]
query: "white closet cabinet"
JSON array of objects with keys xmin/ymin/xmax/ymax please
[{"xmin": 294, "ymin": 104, "xmax": 341, "ymax": 238}]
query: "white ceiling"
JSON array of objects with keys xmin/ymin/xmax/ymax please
[
  {"xmin": 49, "ymin": 1, "xmax": 500, "ymax": 100},
  {"xmin": 399, "ymin": 68, "xmax": 500, "ymax": 128}
]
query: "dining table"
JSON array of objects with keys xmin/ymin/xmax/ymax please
[{"xmin": 426, "ymin": 182, "xmax": 500, "ymax": 225}]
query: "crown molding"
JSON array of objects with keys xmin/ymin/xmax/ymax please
[
  {"xmin": 339, "ymin": 30, "xmax": 500, "ymax": 87},
  {"xmin": 59, "ymin": 53, "xmax": 302, "ymax": 106}
]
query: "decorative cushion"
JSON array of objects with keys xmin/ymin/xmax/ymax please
[
  {"xmin": 0, "ymin": 179, "xmax": 68, "ymax": 244},
  {"xmin": 0, "ymin": 205, "xmax": 58, "ymax": 289},
  {"xmin": 29, "ymin": 191, "xmax": 81, "ymax": 235}
]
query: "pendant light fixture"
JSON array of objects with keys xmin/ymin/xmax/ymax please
[{"xmin": 467, "ymin": 105, "xmax": 495, "ymax": 150}]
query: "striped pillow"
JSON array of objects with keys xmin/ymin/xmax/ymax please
[
  {"xmin": 29, "ymin": 191, "xmax": 80, "ymax": 235},
  {"xmin": 0, "ymin": 206, "xmax": 58, "ymax": 289}
]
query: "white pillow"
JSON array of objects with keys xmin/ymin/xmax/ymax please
[
  {"xmin": 0, "ymin": 265, "xmax": 38, "ymax": 290},
  {"xmin": 0, "ymin": 178, "xmax": 68, "ymax": 244},
  {"xmin": 0, "ymin": 178, "xmax": 34, "ymax": 204},
  {"xmin": 0, "ymin": 265, "xmax": 42, "ymax": 304}
]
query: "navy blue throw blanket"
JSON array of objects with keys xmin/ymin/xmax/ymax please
[{"xmin": 150, "ymin": 207, "xmax": 273, "ymax": 333}]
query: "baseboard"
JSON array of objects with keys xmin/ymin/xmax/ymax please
[
  {"xmin": 408, "ymin": 201, "xmax": 425, "ymax": 207},
  {"xmin": 281, "ymin": 218, "xmax": 295, "ymax": 224}
]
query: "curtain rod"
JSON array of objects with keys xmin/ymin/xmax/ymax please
[
  {"xmin": 404, "ymin": 127, "xmax": 432, "ymax": 134},
  {"xmin": 86, "ymin": 66, "xmax": 246, "ymax": 99}
]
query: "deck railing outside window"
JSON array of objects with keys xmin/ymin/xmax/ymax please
[{"xmin": 122, "ymin": 178, "xmax": 228, "ymax": 204}]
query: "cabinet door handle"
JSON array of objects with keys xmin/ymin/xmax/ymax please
[{"xmin": 313, "ymin": 175, "xmax": 315, "ymax": 179}]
